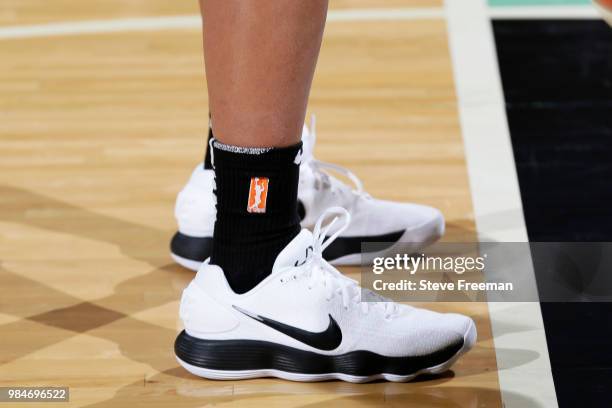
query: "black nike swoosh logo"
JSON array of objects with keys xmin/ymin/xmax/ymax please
[{"xmin": 233, "ymin": 306, "xmax": 342, "ymax": 351}]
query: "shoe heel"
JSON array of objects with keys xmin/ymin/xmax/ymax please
[{"xmin": 170, "ymin": 232, "xmax": 213, "ymax": 271}]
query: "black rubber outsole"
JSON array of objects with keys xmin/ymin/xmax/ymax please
[
  {"xmin": 170, "ymin": 232, "xmax": 213, "ymax": 264},
  {"xmin": 174, "ymin": 330, "xmax": 464, "ymax": 377}
]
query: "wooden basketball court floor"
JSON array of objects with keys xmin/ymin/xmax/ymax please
[{"xmin": 0, "ymin": 0, "xmax": 561, "ymax": 407}]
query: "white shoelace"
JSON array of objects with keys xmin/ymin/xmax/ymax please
[
  {"xmin": 301, "ymin": 207, "xmax": 398, "ymax": 319},
  {"xmin": 305, "ymin": 116, "xmax": 370, "ymax": 200}
]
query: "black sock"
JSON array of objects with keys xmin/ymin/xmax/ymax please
[{"xmin": 210, "ymin": 140, "xmax": 302, "ymax": 294}]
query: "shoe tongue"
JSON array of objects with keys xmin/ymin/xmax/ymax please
[
  {"xmin": 272, "ymin": 229, "xmax": 314, "ymax": 274},
  {"xmin": 300, "ymin": 124, "xmax": 315, "ymax": 162}
]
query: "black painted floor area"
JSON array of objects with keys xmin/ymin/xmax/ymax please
[{"xmin": 493, "ymin": 20, "xmax": 612, "ymax": 407}]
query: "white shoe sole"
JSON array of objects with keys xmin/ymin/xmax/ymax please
[{"xmin": 171, "ymin": 252, "xmax": 203, "ymax": 271}]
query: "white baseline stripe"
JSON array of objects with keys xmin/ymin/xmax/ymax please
[
  {"xmin": 445, "ymin": 0, "xmax": 557, "ymax": 407},
  {"xmin": 328, "ymin": 7, "xmax": 444, "ymax": 21},
  {"xmin": 0, "ymin": 8, "xmax": 444, "ymax": 40},
  {"xmin": 0, "ymin": 5, "xmax": 602, "ymax": 40},
  {"xmin": 0, "ymin": 15, "xmax": 201, "ymax": 39},
  {"xmin": 489, "ymin": 4, "xmax": 599, "ymax": 19}
]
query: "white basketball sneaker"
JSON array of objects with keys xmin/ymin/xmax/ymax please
[
  {"xmin": 171, "ymin": 119, "xmax": 444, "ymax": 270},
  {"xmin": 175, "ymin": 207, "xmax": 476, "ymax": 383}
]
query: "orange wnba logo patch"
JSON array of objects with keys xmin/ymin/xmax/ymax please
[{"xmin": 247, "ymin": 177, "xmax": 269, "ymax": 213}]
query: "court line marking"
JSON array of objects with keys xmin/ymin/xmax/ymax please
[
  {"xmin": 445, "ymin": 0, "xmax": 558, "ymax": 407},
  {"xmin": 328, "ymin": 7, "xmax": 445, "ymax": 21},
  {"xmin": 0, "ymin": 4, "xmax": 601, "ymax": 40},
  {"xmin": 0, "ymin": 15, "xmax": 201, "ymax": 39},
  {"xmin": 0, "ymin": 8, "xmax": 444, "ymax": 40}
]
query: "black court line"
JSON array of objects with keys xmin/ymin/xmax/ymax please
[{"xmin": 493, "ymin": 19, "xmax": 612, "ymax": 408}]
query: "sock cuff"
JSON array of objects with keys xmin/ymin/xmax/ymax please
[
  {"xmin": 212, "ymin": 141, "xmax": 303, "ymax": 170},
  {"xmin": 213, "ymin": 141, "xmax": 272, "ymax": 155}
]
